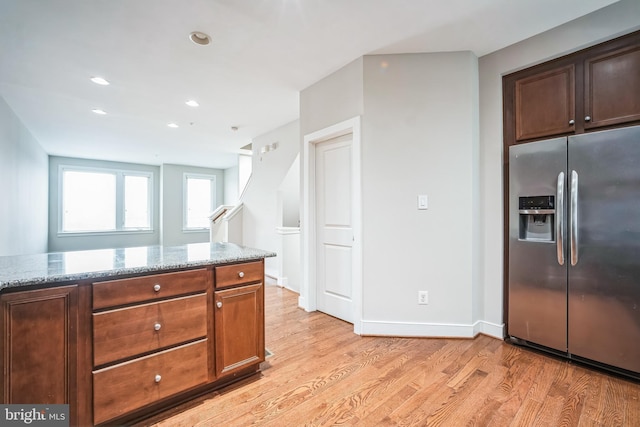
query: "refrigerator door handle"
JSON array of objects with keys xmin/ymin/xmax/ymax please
[
  {"xmin": 556, "ymin": 171, "xmax": 565, "ymax": 265},
  {"xmin": 570, "ymin": 170, "xmax": 579, "ymax": 266}
]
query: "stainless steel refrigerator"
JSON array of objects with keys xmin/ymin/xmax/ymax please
[{"xmin": 508, "ymin": 125, "xmax": 640, "ymax": 378}]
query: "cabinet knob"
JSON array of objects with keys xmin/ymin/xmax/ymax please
[
  {"xmin": 216, "ymin": 301, "xmax": 222, "ymax": 309},
  {"xmin": 154, "ymin": 323, "xmax": 161, "ymax": 331},
  {"xmin": 153, "ymin": 284, "xmax": 161, "ymax": 292},
  {"xmin": 569, "ymin": 119, "xmax": 575, "ymax": 125},
  {"xmin": 585, "ymin": 116, "xmax": 591, "ymax": 122},
  {"xmin": 238, "ymin": 271, "xmax": 245, "ymax": 278},
  {"xmin": 155, "ymin": 374, "xmax": 162, "ymax": 383}
]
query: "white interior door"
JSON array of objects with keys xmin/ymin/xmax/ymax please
[{"xmin": 315, "ymin": 134, "xmax": 353, "ymax": 323}]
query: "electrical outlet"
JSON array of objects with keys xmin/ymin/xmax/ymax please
[{"xmin": 418, "ymin": 291, "xmax": 428, "ymax": 305}]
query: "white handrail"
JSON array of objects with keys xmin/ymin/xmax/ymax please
[
  {"xmin": 210, "ymin": 203, "xmax": 243, "ymax": 244},
  {"xmin": 209, "ymin": 205, "xmax": 232, "ymax": 224},
  {"xmin": 224, "ymin": 202, "xmax": 244, "ymax": 221}
]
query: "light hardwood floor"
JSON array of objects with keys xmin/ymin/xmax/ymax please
[{"xmin": 139, "ymin": 282, "xmax": 640, "ymax": 426}]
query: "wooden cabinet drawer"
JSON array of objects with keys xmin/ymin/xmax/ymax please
[
  {"xmin": 93, "ymin": 339, "xmax": 209, "ymax": 425},
  {"xmin": 93, "ymin": 293, "xmax": 208, "ymax": 366},
  {"xmin": 93, "ymin": 268, "xmax": 208, "ymax": 309},
  {"xmin": 215, "ymin": 261, "xmax": 263, "ymax": 289}
]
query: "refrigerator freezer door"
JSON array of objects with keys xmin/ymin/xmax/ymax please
[
  {"xmin": 568, "ymin": 126, "xmax": 640, "ymax": 374},
  {"xmin": 509, "ymin": 137, "xmax": 568, "ymax": 352}
]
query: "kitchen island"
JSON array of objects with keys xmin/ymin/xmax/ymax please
[{"xmin": 0, "ymin": 242, "xmax": 275, "ymax": 426}]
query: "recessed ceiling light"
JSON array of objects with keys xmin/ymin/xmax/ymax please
[
  {"xmin": 92, "ymin": 109, "xmax": 107, "ymax": 115},
  {"xmin": 189, "ymin": 31, "xmax": 211, "ymax": 46},
  {"xmin": 185, "ymin": 100, "xmax": 199, "ymax": 107},
  {"xmin": 90, "ymin": 76, "xmax": 110, "ymax": 86},
  {"xmin": 167, "ymin": 123, "xmax": 179, "ymax": 128}
]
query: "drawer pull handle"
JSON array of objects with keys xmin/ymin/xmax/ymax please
[
  {"xmin": 238, "ymin": 271, "xmax": 245, "ymax": 278},
  {"xmin": 153, "ymin": 284, "xmax": 161, "ymax": 292},
  {"xmin": 154, "ymin": 323, "xmax": 162, "ymax": 331},
  {"xmin": 155, "ymin": 374, "xmax": 162, "ymax": 383},
  {"xmin": 216, "ymin": 301, "xmax": 222, "ymax": 309}
]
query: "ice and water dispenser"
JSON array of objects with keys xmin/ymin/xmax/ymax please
[{"xmin": 518, "ymin": 195, "xmax": 555, "ymax": 242}]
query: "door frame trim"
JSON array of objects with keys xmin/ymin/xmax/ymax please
[{"xmin": 301, "ymin": 116, "xmax": 362, "ymax": 334}]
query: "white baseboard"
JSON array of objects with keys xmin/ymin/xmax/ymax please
[
  {"xmin": 264, "ymin": 268, "xmax": 278, "ymax": 279},
  {"xmin": 360, "ymin": 319, "xmax": 505, "ymax": 339},
  {"xmin": 298, "ymin": 295, "xmax": 307, "ymax": 311},
  {"xmin": 474, "ymin": 320, "xmax": 505, "ymax": 339}
]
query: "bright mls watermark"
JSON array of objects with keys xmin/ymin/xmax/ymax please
[{"xmin": 1, "ymin": 405, "xmax": 69, "ymax": 426}]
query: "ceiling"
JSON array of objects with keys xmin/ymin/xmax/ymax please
[{"xmin": 0, "ymin": 0, "xmax": 619, "ymax": 169}]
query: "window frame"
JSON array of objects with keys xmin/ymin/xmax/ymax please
[
  {"xmin": 58, "ymin": 165, "xmax": 154, "ymax": 236},
  {"xmin": 182, "ymin": 172, "xmax": 217, "ymax": 231}
]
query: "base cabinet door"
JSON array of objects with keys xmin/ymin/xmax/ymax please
[
  {"xmin": 214, "ymin": 283, "xmax": 264, "ymax": 378},
  {"xmin": 0, "ymin": 286, "xmax": 78, "ymax": 417}
]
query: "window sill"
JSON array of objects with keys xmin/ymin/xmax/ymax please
[
  {"xmin": 182, "ymin": 228, "xmax": 210, "ymax": 234},
  {"xmin": 57, "ymin": 229, "xmax": 155, "ymax": 238}
]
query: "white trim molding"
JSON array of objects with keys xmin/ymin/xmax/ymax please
[
  {"xmin": 361, "ymin": 320, "xmax": 505, "ymax": 339},
  {"xmin": 302, "ymin": 116, "xmax": 363, "ymax": 335},
  {"xmin": 473, "ymin": 320, "xmax": 505, "ymax": 339}
]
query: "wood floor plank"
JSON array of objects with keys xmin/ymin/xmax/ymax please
[
  {"xmin": 624, "ymin": 378, "xmax": 640, "ymax": 427},
  {"xmin": 136, "ymin": 283, "xmax": 640, "ymax": 427}
]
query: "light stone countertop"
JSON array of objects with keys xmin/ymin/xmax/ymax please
[{"xmin": 0, "ymin": 242, "xmax": 276, "ymax": 291}]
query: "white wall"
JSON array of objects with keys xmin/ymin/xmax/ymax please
[
  {"xmin": 299, "ymin": 52, "xmax": 482, "ymax": 337},
  {"xmin": 300, "ymin": 58, "xmax": 364, "ymax": 137},
  {"xmin": 0, "ymin": 96, "xmax": 48, "ymax": 256},
  {"xmin": 160, "ymin": 164, "xmax": 225, "ymax": 247},
  {"xmin": 224, "ymin": 164, "xmax": 239, "ymax": 205},
  {"xmin": 278, "ymin": 154, "xmax": 300, "ymax": 228},
  {"xmin": 478, "ymin": 0, "xmax": 640, "ymax": 331},
  {"xmin": 360, "ymin": 52, "xmax": 480, "ymax": 335},
  {"xmin": 242, "ymin": 120, "xmax": 300, "ymax": 275}
]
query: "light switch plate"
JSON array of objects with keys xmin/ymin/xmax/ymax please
[{"xmin": 418, "ymin": 195, "xmax": 428, "ymax": 210}]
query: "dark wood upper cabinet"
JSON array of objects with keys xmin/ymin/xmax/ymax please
[
  {"xmin": 585, "ymin": 44, "xmax": 640, "ymax": 129},
  {"xmin": 505, "ymin": 30, "xmax": 640, "ymax": 146},
  {"xmin": 515, "ymin": 64, "xmax": 575, "ymax": 141}
]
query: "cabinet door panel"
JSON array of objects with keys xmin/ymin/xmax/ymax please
[
  {"xmin": 214, "ymin": 283, "xmax": 264, "ymax": 377},
  {"xmin": 1, "ymin": 286, "xmax": 78, "ymax": 404},
  {"xmin": 585, "ymin": 45, "xmax": 640, "ymax": 129},
  {"xmin": 515, "ymin": 64, "xmax": 575, "ymax": 141}
]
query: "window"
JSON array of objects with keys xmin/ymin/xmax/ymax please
[
  {"xmin": 184, "ymin": 173, "xmax": 216, "ymax": 229},
  {"xmin": 238, "ymin": 154, "xmax": 252, "ymax": 198},
  {"xmin": 60, "ymin": 166, "xmax": 152, "ymax": 233}
]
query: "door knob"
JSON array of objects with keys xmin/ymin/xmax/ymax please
[
  {"xmin": 569, "ymin": 119, "xmax": 575, "ymax": 125},
  {"xmin": 154, "ymin": 374, "xmax": 162, "ymax": 383},
  {"xmin": 153, "ymin": 284, "xmax": 161, "ymax": 292},
  {"xmin": 238, "ymin": 271, "xmax": 245, "ymax": 278},
  {"xmin": 585, "ymin": 116, "xmax": 591, "ymax": 122},
  {"xmin": 216, "ymin": 301, "xmax": 222, "ymax": 308},
  {"xmin": 154, "ymin": 323, "xmax": 161, "ymax": 331}
]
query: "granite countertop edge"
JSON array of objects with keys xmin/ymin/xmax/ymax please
[{"xmin": 0, "ymin": 243, "xmax": 277, "ymax": 291}]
